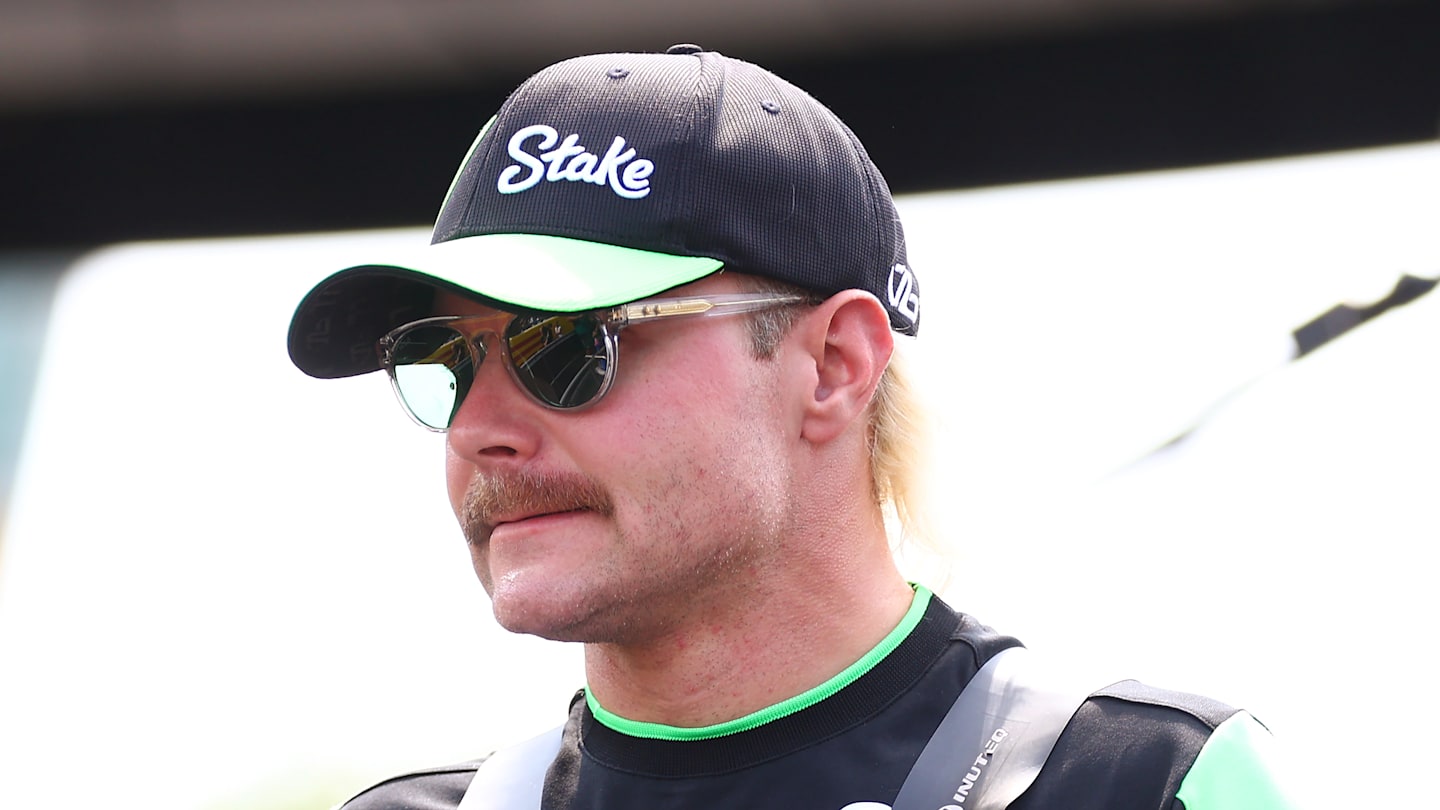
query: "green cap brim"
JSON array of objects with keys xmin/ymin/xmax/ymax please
[
  {"xmin": 287, "ymin": 233, "xmax": 723, "ymax": 379},
  {"xmin": 413, "ymin": 233, "xmax": 723, "ymax": 312}
]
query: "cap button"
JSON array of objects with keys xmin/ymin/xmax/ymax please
[{"xmin": 665, "ymin": 43, "xmax": 705, "ymax": 55}]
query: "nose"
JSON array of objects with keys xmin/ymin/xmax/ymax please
[{"xmin": 445, "ymin": 336, "xmax": 543, "ymax": 465}]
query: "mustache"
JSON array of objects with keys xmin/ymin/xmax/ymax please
[{"xmin": 460, "ymin": 469, "xmax": 614, "ymax": 544}]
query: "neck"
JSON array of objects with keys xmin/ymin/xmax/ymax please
[{"xmin": 581, "ymin": 541, "xmax": 916, "ymax": 729}]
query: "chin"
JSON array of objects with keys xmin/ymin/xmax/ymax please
[
  {"xmin": 489, "ymin": 588, "xmax": 643, "ymax": 645},
  {"xmin": 490, "ymin": 588, "xmax": 591, "ymax": 642}
]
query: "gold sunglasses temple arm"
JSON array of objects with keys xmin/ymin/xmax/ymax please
[{"xmin": 612, "ymin": 293, "xmax": 804, "ymax": 326}]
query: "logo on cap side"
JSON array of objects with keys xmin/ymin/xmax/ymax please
[
  {"xmin": 497, "ymin": 124, "xmax": 654, "ymax": 199},
  {"xmin": 887, "ymin": 263, "xmax": 919, "ymax": 323}
]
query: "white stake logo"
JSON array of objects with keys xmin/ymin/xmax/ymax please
[{"xmin": 497, "ymin": 124, "xmax": 654, "ymax": 199}]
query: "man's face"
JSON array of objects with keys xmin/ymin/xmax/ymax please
[{"xmin": 441, "ymin": 274, "xmax": 804, "ymax": 646}]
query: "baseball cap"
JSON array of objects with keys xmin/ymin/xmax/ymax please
[{"xmin": 288, "ymin": 44, "xmax": 919, "ymax": 380}]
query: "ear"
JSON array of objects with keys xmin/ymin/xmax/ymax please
[{"xmin": 792, "ymin": 291, "xmax": 895, "ymax": 445}]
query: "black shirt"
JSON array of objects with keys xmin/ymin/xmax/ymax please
[{"xmin": 341, "ymin": 591, "xmax": 1290, "ymax": 810}]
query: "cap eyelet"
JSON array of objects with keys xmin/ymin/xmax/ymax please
[
  {"xmin": 607, "ymin": 67, "xmax": 630, "ymax": 79},
  {"xmin": 760, "ymin": 100, "xmax": 781, "ymax": 114}
]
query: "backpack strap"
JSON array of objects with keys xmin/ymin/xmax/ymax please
[
  {"xmin": 891, "ymin": 646, "xmax": 1101, "ymax": 810},
  {"xmin": 457, "ymin": 646, "xmax": 1100, "ymax": 810},
  {"xmin": 456, "ymin": 725, "xmax": 563, "ymax": 810}
]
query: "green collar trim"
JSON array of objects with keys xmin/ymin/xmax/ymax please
[{"xmin": 586, "ymin": 584, "xmax": 934, "ymax": 741}]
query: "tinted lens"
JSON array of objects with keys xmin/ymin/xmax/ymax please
[
  {"xmin": 505, "ymin": 313, "xmax": 610, "ymax": 408},
  {"xmin": 388, "ymin": 324, "xmax": 475, "ymax": 429}
]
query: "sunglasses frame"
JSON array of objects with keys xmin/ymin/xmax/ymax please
[{"xmin": 377, "ymin": 291, "xmax": 806, "ymax": 431}]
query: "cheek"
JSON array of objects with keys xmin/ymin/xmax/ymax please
[
  {"xmin": 615, "ymin": 328, "xmax": 756, "ymax": 413},
  {"xmin": 602, "ymin": 345, "xmax": 789, "ymax": 490},
  {"xmin": 444, "ymin": 444, "xmax": 472, "ymax": 517}
]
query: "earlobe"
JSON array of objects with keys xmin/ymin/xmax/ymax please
[{"xmin": 799, "ymin": 291, "xmax": 894, "ymax": 445}]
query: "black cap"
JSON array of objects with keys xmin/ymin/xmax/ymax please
[{"xmin": 289, "ymin": 45, "xmax": 918, "ymax": 378}]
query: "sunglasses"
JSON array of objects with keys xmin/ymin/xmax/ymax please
[{"xmin": 377, "ymin": 292, "xmax": 805, "ymax": 431}]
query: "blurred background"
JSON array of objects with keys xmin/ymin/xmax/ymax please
[
  {"xmin": 2, "ymin": 2, "xmax": 1438, "ymax": 809},
  {"xmin": 2, "ymin": 0, "xmax": 1438, "ymax": 249}
]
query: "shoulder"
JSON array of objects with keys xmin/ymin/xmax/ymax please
[
  {"xmin": 333, "ymin": 759, "xmax": 483, "ymax": 810},
  {"xmin": 1080, "ymin": 678, "xmax": 1240, "ymax": 752},
  {"xmin": 1021, "ymin": 680, "xmax": 1303, "ymax": 810}
]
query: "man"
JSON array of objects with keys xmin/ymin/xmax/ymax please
[{"xmin": 288, "ymin": 45, "xmax": 1299, "ymax": 810}]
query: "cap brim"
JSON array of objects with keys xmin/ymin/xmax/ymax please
[
  {"xmin": 288, "ymin": 234, "xmax": 723, "ymax": 379},
  {"xmin": 410, "ymin": 233, "xmax": 724, "ymax": 312}
]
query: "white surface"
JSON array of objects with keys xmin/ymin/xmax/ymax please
[{"xmin": 2, "ymin": 141, "xmax": 1436, "ymax": 808}]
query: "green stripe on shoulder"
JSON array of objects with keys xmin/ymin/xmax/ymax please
[{"xmin": 1176, "ymin": 712, "xmax": 1307, "ymax": 810}]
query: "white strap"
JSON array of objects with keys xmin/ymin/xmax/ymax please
[
  {"xmin": 457, "ymin": 725, "xmax": 563, "ymax": 810},
  {"xmin": 891, "ymin": 646, "xmax": 1100, "ymax": 810}
]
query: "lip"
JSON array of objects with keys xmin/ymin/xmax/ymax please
[
  {"xmin": 493, "ymin": 508, "xmax": 588, "ymax": 528},
  {"xmin": 489, "ymin": 509, "xmax": 594, "ymax": 541}
]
